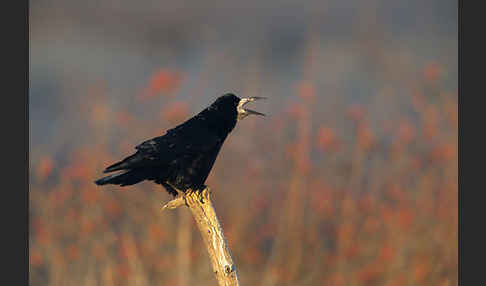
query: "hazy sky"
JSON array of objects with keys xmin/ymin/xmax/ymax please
[{"xmin": 30, "ymin": 0, "xmax": 457, "ymax": 156}]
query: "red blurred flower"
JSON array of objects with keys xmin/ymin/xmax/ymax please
[
  {"xmin": 347, "ymin": 104, "xmax": 366, "ymax": 122},
  {"xmin": 138, "ymin": 69, "xmax": 182, "ymax": 100},
  {"xmin": 387, "ymin": 184, "xmax": 406, "ymax": 203},
  {"xmin": 411, "ymin": 90, "xmax": 425, "ymax": 111},
  {"xmin": 161, "ymin": 101, "xmax": 189, "ymax": 125},
  {"xmin": 413, "ymin": 262, "xmax": 429, "ymax": 282},
  {"xmin": 423, "ymin": 105, "xmax": 439, "ymax": 141},
  {"xmin": 383, "ymin": 120, "xmax": 394, "ymax": 135},
  {"xmin": 310, "ymin": 187, "xmax": 335, "ymax": 216},
  {"xmin": 34, "ymin": 220, "xmax": 52, "ymax": 246},
  {"xmin": 316, "ymin": 126, "xmax": 340, "ymax": 152},
  {"xmin": 92, "ymin": 243, "xmax": 107, "ymax": 261},
  {"xmin": 345, "ymin": 243, "xmax": 361, "ymax": 259},
  {"xmin": 148, "ymin": 223, "xmax": 166, "ymax": 242},
  {"xmin": 327, "ymin": 273, "xmax": 344, "ymax": 286},
  {"xmin": 285, "ymin": 143, "xmax": 298, "ymax": 160},
  {"xmin": 48, "ymin": 189, "xmax": 73, "ymax": 209},
  {"xmin": 385, "ymin": 274, "xmax": 406, "ymax": 286},
  {"xmin": 81, "ymin": 219, "xmax": 95, "ymax": 236},
  {"xmin": 378, "ymin": 244, "xmax": 394, "ymax": 262},
  {"xmin": 67, "ymin": 209, "xmax": 80, "ymax": 224},
  {"xmin": 37, "ymin": 155, "xmax": 54, "ymax": 181},
  {"xmin": 286, "ymin": 103, "xmax": 305, "ymax": 119},
  {"xmin": 91, "ymin": 103, "xmax": 110, "ymax": 124},
  {"xmin": 380, "ymin": 205, "xmax": 394, "ymax": 226},
  {"xmin": 431, "ymin": 143, "xmax": 455, "ymax": 163},
  {"xmin": 397, "ymin": 208, "xmax": 414, "ymax": 229},
  {"xmin": 341, "ymin": 195, "xmax": 357, "ymax": 218},
  {"xmin": 357, "ymin": 263, "xmax": 381, "ymax": 285},
  {"xmin": 296, "ymin": 80, "xmax": 316, "ymax": 101},
  {"xmin": 252, "ymin": 196, "xmax": 270, "ymax": 210},
  {"xmin": 63, "ymin": 159, "xmax": 91, "ymax": 181},
  {"xmin": 397, "ymin": 119, "xmax": 416, "ymax": 144},
  {"xmin": 337, "ymin": 223, "xmax": 354, "ymax": 244},
  {"xmin": 81, "ymin": 187, "xmax": 100, "ymax": 204},
  {"xmin": 359, "ymin": 193, "xmax": 376, "ymax": 213},
  {"xmin": 445, "ymin": 99, "xmax": 458, "ymax": 128},
  {"xmin": 66, "ymin": 244, "xmax": 80, "ymax": 261},
  {"xmin": 30, "ymin": 247, "xmax": 43, "ymax": 267},
  {"xmin": 259, "ymin": 223, "xmax": 277, "ymax": 240},
  {"xmin": 117, "ymin": 110, "xmax": 137, "ymax": 127},
  {"xmin": 104, "ymin": 199, "xmax": 122, "ymax": 219},
  {"xmin": 295, "ymin": 152, "xmax": 312, "ymax": 173},
  {"xmin": 242, "ymin": 246, "xmax": 262, "ymax": 264},
  {"xmin": 363, "ymin": 216, "xmax": 381, "ymax": 233},
  {"xmin": 151, "ymin": 70, "xmax": 182, "ymax": 93},
  {"xmin": 410, "ymin": 156, "xmax": 423, "ymax": 171},
  {"xmin": 358, "ymin": 125, "xmax": 375, "ymax": 151},
  {"xmin": 424, "ymin": 62, "xmax": 441, "ymax": 82},
  {"xmin": 117, "ymin": 262, "xmax": 131, "ymax": 278},
  {"xmin": 119, "ymin": 237, "xmax": 136, "ymax": 260},
  {"xmin": 270, "ymin": 115, "xmax": 286, "ymax": 133}
]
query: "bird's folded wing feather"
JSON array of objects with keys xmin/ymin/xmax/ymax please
[{"xmin": 133, "ymin": 124, "xmax": 223, "ymax": 166}]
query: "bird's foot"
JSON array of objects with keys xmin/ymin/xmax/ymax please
[
  {"xmin": 185, "ymin": 188, "xmax": 195, "ymax": 197},
  {"xmin": 188, "ymin": 189, "xmax": 203, "ymax": 203},
  {"xmin": 197, "ymin": 190, "xmax": 205, "ymax": 203},
  {"xmin": 162, "ymin": 186, "xmax": 212, "ymax": 211},
  {"xmin": 187, "ymin": 186, "xmax": 209, "ymax": 204},
  {"xmin": 164, "ymin": 181, "xmax": 184, "ymax": 197},
  {"xmin": 198, "ymin": 186, "xmax": 211, "ymax": 203}
]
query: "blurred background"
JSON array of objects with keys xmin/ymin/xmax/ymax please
[{"xmin": 29, "ymin": 0, "xmax": 457, "ymax": 285}]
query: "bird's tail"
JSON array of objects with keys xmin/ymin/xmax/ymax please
[
  {"xmin": 103, "ymin": 153, "xmax": 142, "ymax": 173},
  {"xmin": 94, "ymin": 169, "xmax": 147, "ymax": 186}
]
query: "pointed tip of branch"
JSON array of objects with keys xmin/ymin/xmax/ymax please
[{"xmin": 161, "ymin": 195, "xmax": 186, "ymax": 211}]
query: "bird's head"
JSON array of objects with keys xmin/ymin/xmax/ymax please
[{"xmin": 212, "ymin": 93, "xmax": 266, "ymax": 121}]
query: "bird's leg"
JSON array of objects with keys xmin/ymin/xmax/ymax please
[
  {"xmin": 185, "ymin": 188, "xmax": 194, "ymax": 197},
  {"xmin": 185, "ymin": 188, "xmax": 203, "ymax": 203},
  {"xmin": 197, "ymin": 190, "xmax": 204, "ymax": 204},
  {"xmin": 186, "ymin": 187, "xmax": 203, "ymax": 203},
  {"xmin": 165, "ymin": 181, "xmax": 184, "ymax": 196},
  {"xmin": 161, "ymin": 182, "xmax": 208, "ymax": 209},
  {"xmin": 162, "ymin": 181, "xmax": 179, "ymax": 197},
  {"xmin": 201, "ymin": 186, "xmax": 211, "ymax": 203},
  {"xmin": 162, "ymin": 182, "xmax": 187, "ymax": 210}
]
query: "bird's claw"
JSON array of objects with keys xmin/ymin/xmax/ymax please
[
  {"xmin": 190, "ymin": 189, "xmax": 204, "ymax": 203},
  {"xmin": 198, "ymin": 190, "xmax": 205, "ymax": 203},
  {"xmin": 188, "ymin": 187, "xmax": 207, "ymax": 204}
]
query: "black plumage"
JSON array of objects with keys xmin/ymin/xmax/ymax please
[{"xmin": 95, "ymin": 93, "xmax": 265, "ymax": 196}]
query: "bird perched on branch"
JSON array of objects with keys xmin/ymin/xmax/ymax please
[{"xmin": 95, "ymin": 93, "xmax": 266, "ymax": 196}]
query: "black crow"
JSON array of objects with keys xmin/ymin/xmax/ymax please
[{"xmin": 94, "ymin": 93, "xmax": 265, "ymax": 196}]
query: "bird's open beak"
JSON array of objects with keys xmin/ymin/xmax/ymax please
[{"xmin": 239, "ymin": 97, "xmax": 266, "ymax": 117}]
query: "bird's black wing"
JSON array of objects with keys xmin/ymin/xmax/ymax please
[{"xmin": 104, "ymin": 119, "xmax": 223, "ymax": 173}]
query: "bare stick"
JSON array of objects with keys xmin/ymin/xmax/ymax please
[{"xmin": 163, "ymin": 187, "xmax": 240, "ymax": 286}]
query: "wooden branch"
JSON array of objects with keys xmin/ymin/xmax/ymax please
[
  {"xmin": 176, "ymin": 208, "xmax": 192, "ymax": 286},
  {"xmin": 163, "ymin": 187, "xmax": 240, "ymax": 286}
]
